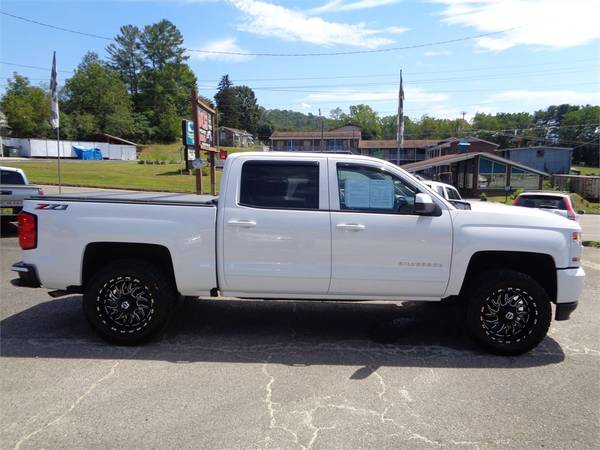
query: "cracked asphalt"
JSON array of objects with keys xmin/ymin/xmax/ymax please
[{"xmin": 1, "ymin": 222, "xmax": 599, "ymax": 449}]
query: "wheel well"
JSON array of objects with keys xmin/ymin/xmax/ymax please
[
  {"xmin": 460, "ymin": 251, "xmax": 557, "ymax": 301},
  {"xmin": 82, "ymin": 242, "xmax": 176, "ymax": 290}
]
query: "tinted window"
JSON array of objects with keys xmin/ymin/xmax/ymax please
[
  {"xmin": 240, "ymin": 161, "xmax": 319, "ymax": 209},
  {"xmin": 446, "ymin": 187, "xmax": 462, "ymax": 200},
  {"xmin": 337, "ymin": 163, "xmax": 417, "ymax": 214},
  {"xmin": 1, "ymin": 170, "xmax": 25, "ymax": 185},
  {"xmin": 516, "ymin": 195, "xmax": 566, "ymax": 210}
]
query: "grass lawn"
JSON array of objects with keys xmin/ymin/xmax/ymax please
[
  {"xmin": 485, "ymin": 192, "xmax": 599, "ymax": 214},
  {"xmin": 139, "ymin": 142, "xmax": 262, "ymax": 162},
  {"xmin": 572, "ymin": 165, "xmax": 600, "ymax": 176},
  {"xmin": 2, "ymin": 160, "xmax": 221, "ymax": 194}
]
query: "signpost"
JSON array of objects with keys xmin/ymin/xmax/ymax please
[{"xmin": 189, "ymin": 91, "xmax": 218, "ymax": 195}]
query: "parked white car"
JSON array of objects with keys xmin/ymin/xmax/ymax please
[
  {"xmin": 12, "ymin": 152, "xmax": 584, "ymax": 355},
  {"xmin": 423, "ymin": 180, "xmax": 463, "ymax": 201},
  {"xmin": 1, "ymin": 166, "xmax": 43, "ymax": 223}
]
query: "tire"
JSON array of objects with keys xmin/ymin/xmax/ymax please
[
  {"xmin": 466, "ymin": 269, "xmax": 551, "ymax": 355},
  {"xmin": 83, "ymin": 259, "xmax": 175, "ymax": 345}
]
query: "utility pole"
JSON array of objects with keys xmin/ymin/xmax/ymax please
[
  {"xmin": 460, "ymin": 111, "xmax": 466, "ymax": 134},
  {"xmin": 319, "ymin": 108, "xmax": 324, "ymax": 152}
]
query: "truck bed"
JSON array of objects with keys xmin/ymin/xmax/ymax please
[
  {"xmin": 21, "ymin": 191, "xmax": 218, "ymax": 296},
  {"xmin": 32, "ymin": 191, "xmax": 218, "ymax": 206}
]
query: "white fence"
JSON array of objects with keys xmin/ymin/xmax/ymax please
[{"xmin": 3, "ymin": 137, "xmax": 137, "ymax": 161}]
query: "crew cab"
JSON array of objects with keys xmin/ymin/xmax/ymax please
[
  {"xmin": 1, "ymin": 166, "xmax": 43, "ymax": 223},
  {"xmin": 12, "ymin": 153, "xmax": 585, "ymax": 355}
]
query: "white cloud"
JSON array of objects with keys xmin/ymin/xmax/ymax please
[
  {"xmin": 435, "ymin": 0, "xmax": 600, "ymax": 50},
  {"xmin": 309, "ymin": 0, "xmax": 402, "ymax": 14},
  {"xmin": 487, "ymin": 89, "xmax": 600, "ymax": 104},
  {"xmin": 188, "ymin": 38, "xmax": 254, "ymax": 62},
  {"xmin": 229, "ymin": 0, "xmax": 407, "ymax": 48},
  {"xmin": 306, "ymin": 87, "xmax": 448, "ymax": 103},
  {"xmin": 423, "ymin": 50, "xmax": 453, "ymax": 57}
]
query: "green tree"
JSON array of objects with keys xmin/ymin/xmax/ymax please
[
  {"xmin": 560, "ymin": 105, "xmax": 600, "ymax": 166},
  {"xmin": 106, "ymin": 25, "xmax": 144, "ymax": 96},
  {"xmin": 257, "ymin": 121, "xmax": 273, "ymax": 143},
  {"xmin": 140, "ymin": 19, "xmax": 187, "ymax": 70},
  {"xmin": 233, "ymin": 85, "xmax": 259, "ymax": 134},
  {"xmin": 0, "ymin": 74, "xmax": 52, "ymax": 138},
  {"xmin": 343, "ymin": 104, "xmax": 381, "ymax": 139},
  {"xmin": 215, "ymin": 75, "xmax": 240, "ymax": 129},
  {"xmin": 62, "ymin": 52, "xmax": 134, "ymax": 139}
]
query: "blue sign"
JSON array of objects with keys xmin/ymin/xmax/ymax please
[{"xmin": 183, "ymin": 120, "xmax": 195, "ymax": 146}]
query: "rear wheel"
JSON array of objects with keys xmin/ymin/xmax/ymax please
[
  {"xmin": 466, "ymin": 270, "xmax": 551, "ymax": 355},
  {"xmin": 83, "ymin": 260, "xmax": 175, "ymax": 345}
]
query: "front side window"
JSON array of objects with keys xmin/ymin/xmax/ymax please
[
  {"xmin": 337, "ymin": 163, "xmax": 418, "ymax": 214},
  {"xmin": 240, "ymin": 161, "xmax": 319, "ymax": 210}
]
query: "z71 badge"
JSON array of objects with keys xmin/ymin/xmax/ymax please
[{"xmin": 35, "ymin": 203, "xmax": 68, "ymax": 210}]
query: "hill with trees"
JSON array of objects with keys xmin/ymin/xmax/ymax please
[{"xmin": 0, "ymin": 18, "xmax": 597, "ymax": 165}]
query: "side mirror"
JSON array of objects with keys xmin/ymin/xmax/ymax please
[{"xmin": 415, "ymin": 193, "xmax": 436, "ymax": 215}]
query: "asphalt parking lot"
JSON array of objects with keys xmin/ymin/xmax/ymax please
[{"xmin": 1, "ymin": 222, "xmax": 599, "ymax": 449}]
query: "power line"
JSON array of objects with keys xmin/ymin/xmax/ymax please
[
  {"xmin": 0, "ymin": 60, "xmax": 72, "ymax": 74},
  {"xmin": 0, "ymin": 11, "xmax": 112, "ymax": 40},
  {"xmin": 196, "ymin": 57, "xmax": 600, "ymax": 82},
  {"xmin": 1, "ymin": 9, "xmax": 526, "ymax": 57}
]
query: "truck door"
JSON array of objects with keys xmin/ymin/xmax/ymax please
[
  {"xmin": 218, "ymin": 157, "xmax": 331, "ymax": 296},
  {"xmin": 328, "ymin": 160, "xmax": 453, "ymax": 299}
]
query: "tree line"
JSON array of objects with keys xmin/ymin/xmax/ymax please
[
  {"xmin": 0, "ymin": 18, "xmax": 598, "ymax": 164},
  {"xmin": 1, "ymin": 19, "xmax": 199, "ymax": 143}
]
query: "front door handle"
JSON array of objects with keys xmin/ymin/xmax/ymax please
[
  {"xmin": 336, "ymin": 223, "xmax": 366, "ymax": 231},
  {"xmin": 227, "ymin": 219, "xmax": 257, "ymax": 228}
]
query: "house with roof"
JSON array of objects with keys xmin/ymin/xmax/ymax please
[
  {"xmin": 497, "ymin": 146, "xmax": 573, "ymax": 174},
  {"xmin": 219, "ymin": 127, "xmax": 254, "ymax": 148},
  {"xmin": 402, "ymin": 152, "xmax": 548, "ymax": 197},
  {"xmin": 269, "ymin": 128, "xmax": 361, "ymax": 153},
  {"xmin": 358, "ymin": 136, "xmax": 499, "ymax": 166}
]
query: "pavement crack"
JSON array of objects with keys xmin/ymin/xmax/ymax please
[
  {"xmin": 13, "ymin": 360, "xmax": 120, "ymax": 450},
  {"xmin": 261, "ymin": 355, "xmax": 300, "ymax": 448}
]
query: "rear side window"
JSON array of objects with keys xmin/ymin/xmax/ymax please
[
  {"xmin": 516, "ymin": 195, "xmax": 566, "ymax": 210},
  {"xmin": 240, "ymin": 161, "xmax": 319, "ymax": 210},
  {"xmin": 1, "ymin": 170, "xmax": 25, "ymax": 185}
]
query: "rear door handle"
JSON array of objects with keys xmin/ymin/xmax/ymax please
[
  {"xmin": 336, "ymin": 223, "xmax": 366, "ymax": 231},
  {"xmin": 227, "ymin": 219, "xmax": 257, "ymax": 228}
]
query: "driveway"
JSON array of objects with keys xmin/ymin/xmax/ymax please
[{"xmin": 1, "ymin": 225, "xmax": 599, "ymax": 449}]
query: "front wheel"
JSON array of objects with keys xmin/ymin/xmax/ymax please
[
  {"xmin": 466, "ymin": 270, "xmax": 551, "ymax": 355},
  {"xmin": 83, "ymin": 260, "xmax": 175, "ymax": 345}
]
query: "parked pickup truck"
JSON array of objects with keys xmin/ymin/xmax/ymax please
[
  {"xmin": 1, "ymin": 166, "xmax": 43, "ymax": 224},
  {"xmin": 12, "ymin": 152, "xmax": 585, "ymax": 354}
]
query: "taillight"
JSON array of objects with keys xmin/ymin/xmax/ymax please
[
  {"xmin": 18, "ymin": 211, "xmax": 37, "ymax": 250},
  {"xmin": 512, "ymin": 197, "xmax": 518, "ymax": 205},
  {"xmin": 38, "ymin": 189, "xmax": 44, "ymax": 196}
]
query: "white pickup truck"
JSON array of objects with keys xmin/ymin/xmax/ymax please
[{"xmin": 12, "ymin": 152, "xmax": 585, "ymax": 354}]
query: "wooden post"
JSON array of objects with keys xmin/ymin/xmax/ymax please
[
  {"xmin": 191, "ymin": 89, "xmax": 202, "ymax": 195},
  {"xmin": 211, "ymin": 108, "xmax": 218, "ymax": 195}
]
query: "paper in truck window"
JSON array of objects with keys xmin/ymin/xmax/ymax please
[
  {"xmin": 345, "ymin": 179, "xmax": 370, "ymax": 209},
  {"xmin": 344, "ymin": 179, "xmax": 394, "ymax": 210},
  {"xmin": 369, "ymin": 180, "xmax": 394, "ymax": 209}
]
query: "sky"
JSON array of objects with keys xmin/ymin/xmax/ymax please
[{"xmin": 1, "ymin": 0, "xmax": 599, "ymax": 121}]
